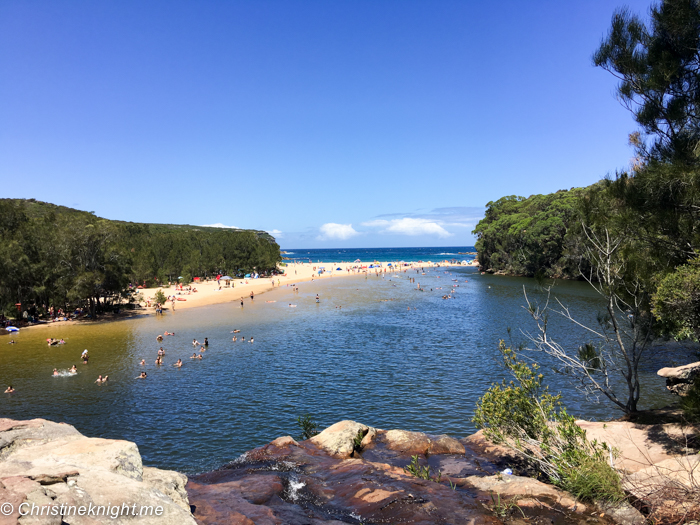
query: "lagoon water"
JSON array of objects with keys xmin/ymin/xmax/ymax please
[{"xmin": 0, "ymin": 265, "xmax": 690, "ymax": 474}]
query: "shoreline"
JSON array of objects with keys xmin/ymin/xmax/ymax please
[{"xmin": 11, "ymin": 259, "xmax": 477, "ymax": 333}]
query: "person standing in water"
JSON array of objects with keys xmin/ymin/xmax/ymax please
[{"xmin": 316, "ymin": 294, "xmax": 320, "ymax": 303}]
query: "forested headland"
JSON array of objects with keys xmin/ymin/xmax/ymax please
[
  {"xmin": 0, "ymin": 199, "xmax": 281, "ymax": 320},
  {"xmin": 473, "ymin": 0, "xmax": 700, "ymax": 344}
]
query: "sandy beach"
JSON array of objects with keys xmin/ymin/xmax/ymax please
[
  {"xmin": 138, "ymin": 259, "xmax": 476, "ymax": 311},
  {"xmin": 10, "ymin": 258, "xmax": 478, "ymax": 332}
]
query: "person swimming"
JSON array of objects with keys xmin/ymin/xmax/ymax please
[
  {"xmin": 53, "ymin": 368, "xmax": 59, "ymax": 376},
  {"xmin": 204, "ymin": 337, "xmax": 209, "ymax": 346},
  {"xmin": 190, "ymin": 353, "xmax": 197, "ymax": 359},
  {"xmin": 137, "ymin": 372, "xmax": 147, "ymax": 379},
  {"xmin": 249, "ymin": 338, "xmax": 254, "ymax": 343},
  {"xmin": 232, "ymin": 336, "xmax": 237, "ymax": 342},
  {"xmin": 197, "ymin": 354, "xmax": 202, "ymax": 360},
  {"xmin": 95, "ymin": 375, "xmax": 103, "ymax": 383},
  {"xmin": 241, "ymin": 336, "xmax": 245, "ymax": 342},
  {"xmin": 155, "ymin": 356, "xmax": 162, "ymax": 365},
  {"xmin": 158, "ymin": 347, "xmax": 165, "ymax": 356},
  {"xmin": 174, "ymin": 359, "xmax": 182, "ymax": 368},
  {"xmin": 139, "ymin": 359, "xmax": 146, "ymax": 365},
  {"xmin": 69, "ymin": 365, "xmax": 77, "ymax": 374},
  {"xmin": 192, "ymin": 339, "xmax": 199, "ymax": 346},
  {"xmin": 102, "ymin": 375, "xmax": 109, "ymax": 383},
  {"xmin": 7, "ymin": 339, "xmax": 15, "ymax": 344},
  {"xmin": 4, "ymin": 385, "xmax": 14, "ymax": 393}
]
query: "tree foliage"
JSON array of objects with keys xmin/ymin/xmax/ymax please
[
  {"xmin": 593, "ymin": 0, "xmax": 700, "ymax": 166},
  {"xmin": 0, "ymin": 199, "xmax": 281, "ymax": 319},
  {"xmin": 472, "ymin": 188, "xmax": 590, "ymax": 278}
]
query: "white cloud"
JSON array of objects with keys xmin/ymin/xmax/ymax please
[
  {"xmin": 203, "ymin": 223, "xmax": 239, "ymax": 229},
  {"xmin": 317, "ymin": 223, "xmax": 359, "ymax": 240},
  {"xmin": 362, "ymin": 218, "xmax": 452, "ymax": 238},
  {"xmin": 267, "ymin": 229, "xmax": 283, "ymax": 238}
]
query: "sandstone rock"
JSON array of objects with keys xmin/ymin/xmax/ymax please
[
  {"xmin": 577, "ymin": 420, "xmax": 697, "ymax": 473},
  {"xmin": 308, "ymin": 420, "xmax": 372, "ymax": 458},
  {"xmin": 0, "ymin": 418, "xmax": 196, "ymax": 524},
  {"xmin": 658, "ymin": 361, "xmax": 700, "ymax": 395},
  {"xmin": 382, "ymin": 429, "xmax": 465, "ymax": 456},
  {"xmin": 463, "ymin": 474, "xmax": 587, "ymax": 513},
  {"xmin": 623, "ymin": 454, "xmax": 700, "ymax": 500}
]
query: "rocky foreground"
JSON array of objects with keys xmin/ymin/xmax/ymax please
[{"xmin": 1, "ymin": 417, "xmax": 698, "ymax": 524}]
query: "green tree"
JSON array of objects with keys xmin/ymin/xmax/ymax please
[{"xmin": 593, "ymin": 0, "xmax": 700, "ymax": 166}]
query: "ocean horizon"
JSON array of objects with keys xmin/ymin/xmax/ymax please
[{"xmin": 280, "ymin": 246, "xmax": 477, "ymax": 263}]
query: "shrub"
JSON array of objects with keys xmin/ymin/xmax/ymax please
[
  {"xmin": 473, "ymin": 341, "xmax": 624, "ymax": 502},
  {"xmin": 296, "ymin": 414, "xmax": 319, "ymax": 440},
  {"xmin": 153, "ymin": 290, "xmax": 167, "ymax": 305}
]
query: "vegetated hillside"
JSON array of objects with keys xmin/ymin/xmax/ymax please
[
  {"xmin": 472, "ymin": 187, "xmax": 590, "ymax": 279},
  {"xmin": 0, "ymin": 198, "xmax": 281, "ymax": 316}
]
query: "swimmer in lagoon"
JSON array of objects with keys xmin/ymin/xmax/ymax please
[
  {"xmin": 140, "ymin": 359, "xmax": 146, "ymax": 365},
  {"xmin": 197, "ymin": 354, "xmax": 202, "ymax": 360},
  {"xmin": 4, "ymin": 385, "xmax": 15, "ymax": 393},
  {"xmin": 190, "ymin": 353, "xmax": 197, "ymax": 359},
  {"xmin": 241, "ymin": 336, "xmax": 245, "ymax": 342},
  {"xmin": 250, "ymin": 338, "xmax": 254, "ymax": 343},
  {"xmin": 232, "ymin": 336, "xmax": 237, "ymax": 342},
  {"xmin": 95, "ymin": 375, "xmax": 103, "ymax": 383},
  {"xmin": 174, "ymin": 359, "xmax": 183, "ymax": 368},
  {"xmin": 158, "ymin": 347, "xmax": 165, "ymax": 356},
  {"xmin": 316, "ymin": 294, "xmax": 320, "ymax": 303},
  {"xmin": 53, "ymin": 368, "xmax": 59, "ymax": 376},
  {"xmin": 69, "ymin": 365, "xmax": 77, "ymax": 374},
  {"xmin": 155, "ymin": 356, "xmax": 163, "ymax": 365},
  {"xmin": 137, "ymin": 372, "xmax": 147, "ymax": 379},
  {"xmin": 103, "ymin": 375, "xmax": 109, "ymax": 383},
  {"xmin": 204, "ymin": 338, "xmax": 209, "ymax": 346},
  {"xmin": 7, "ymin": 339, "xmax": 15, "ymax": 344},
  {"xmin": 192, "ymin": 339, "xmax": 199, "ymax": 346}
]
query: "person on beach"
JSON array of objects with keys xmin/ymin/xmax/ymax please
[
  {"xmin": 137, "ymin": 372, "xmax": 147, "ymax": 379},
  {"xmin": 4, "ymin": 385, "xmax": 14, "ymax": 393},
  {"xmin": 174, "ymin": 359, "xmax": 182, "ymax": 368}
]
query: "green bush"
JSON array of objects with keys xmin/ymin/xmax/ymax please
[
  {"xmin": 473, "ymin": 341, "xmax": 624, "ymax": 503},
  {"xmin": 296, "ymin": 414, "xmax": 319, "ymax": 440},
  {"xmin": 153, "ymin": 290, "xmax": 167, "ymax": 305}
]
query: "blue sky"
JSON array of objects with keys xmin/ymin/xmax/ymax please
[{"xmin": 0, "ymin": 0, "xmax": 652, "ymax": 248}]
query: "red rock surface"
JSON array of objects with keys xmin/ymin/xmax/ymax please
[{"xmin": 187, "ymin": 422, "xmax": 619, "ymax": 524}]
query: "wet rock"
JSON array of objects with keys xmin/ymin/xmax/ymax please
[
  {"xmin": 658, "ymin": 361, "xmax": 700, "ymax": 395},
  {"xmin": 0, "ymin": 418, "xmax": 196, "ymax": 524}
]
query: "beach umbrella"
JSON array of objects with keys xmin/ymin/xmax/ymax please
[{"xmin": 336, "ymin": 267, "xmax": 342, "ymax": 271}]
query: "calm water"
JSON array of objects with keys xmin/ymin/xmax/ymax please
[{"xmin": 0, "ymin": 267, "xmax": 692, "ymax": 474}]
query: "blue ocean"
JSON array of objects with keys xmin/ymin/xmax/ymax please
[{"xmin": 281, "ymin": 246, "xmax": 476, "ymax": 263}]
